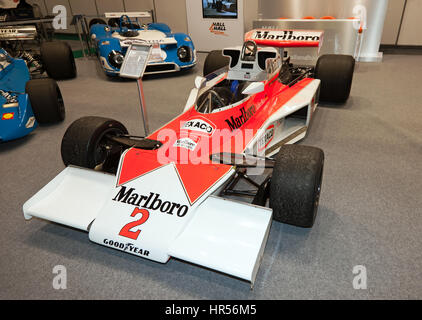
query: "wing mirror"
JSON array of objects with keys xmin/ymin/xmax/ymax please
[
  {"xmin": 194, "ymin": 76, "xmax": 206, "ymax": 89},
  {"xmin": 242, "ymin": 82, "xmax": 265, "ymax": 95}
]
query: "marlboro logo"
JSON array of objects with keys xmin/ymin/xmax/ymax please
[
  {"xmin": 112, "ymin": 186, "xmax": 189, "ymax": 217},
  {"xmin": 225, "ymin": 105, "xmax": 256, "ymax": 131},
  {"xmin": 253, "ymin": 30, "xmax": 320, "ymax": 42}
]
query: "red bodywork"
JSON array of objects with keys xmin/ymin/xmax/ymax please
[{"xmin": 118, "ymin": 70, "xmax": 314, "ymax": 205}]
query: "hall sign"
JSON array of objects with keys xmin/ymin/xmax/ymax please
[{"xmin": 209, "ymin": 22, "xmax": 227, "ymax": 36}]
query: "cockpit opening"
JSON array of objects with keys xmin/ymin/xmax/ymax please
[{"xmin": 196, "ymin": 78, "xmax": 251, "ymax": 114}]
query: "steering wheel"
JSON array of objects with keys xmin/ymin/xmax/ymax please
[
  {"xmin": 120, "ymin": 15, "xmax": 135, "ymax": 29},
  {"xmin": 203, "ymin": 89, "xmax": 226, "ymax": 113}
]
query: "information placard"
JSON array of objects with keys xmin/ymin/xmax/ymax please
[{"xmin": 120, "ymin": 43, "xmax": 152, "ymax": 79}]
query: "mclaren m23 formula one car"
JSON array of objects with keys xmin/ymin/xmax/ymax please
[
  {"xmin": 90, "ymin": 12, "xmax": 196, "ymax": 76},
  {"xmin": 23, "ymin": 29, "xmax": 354, "ymax": 285},
  {"xmin": 0, "ymin": 25, "xmax": 76, "ymax": 142}
]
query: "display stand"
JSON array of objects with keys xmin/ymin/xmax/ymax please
[{"xmin": 119, "ymin": 42, "xmax": 152, "ymax": 136}]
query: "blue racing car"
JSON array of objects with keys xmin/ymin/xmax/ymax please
[
  {"xmin": 90, "ymin": 13, "xmax": 197, "ymax": 76},
  {"xmin": 0, "ymin": 22, "xmax": 76, "ymax": 142},
  {"xmin": 0, "ymin": 42, "xmax": 74, "ymax": 142}
]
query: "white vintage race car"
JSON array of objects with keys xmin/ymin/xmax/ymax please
[{"xmin": 23, "ymin": 29, "xmax": 354, "ymax": 286}]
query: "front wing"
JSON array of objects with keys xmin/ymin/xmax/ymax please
[{"xmin": 23, "ymin": 165, "xmax": 272, "ymax": 284}]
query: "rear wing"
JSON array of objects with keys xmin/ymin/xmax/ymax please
[
  {"xmin": 104, "ymin": 12, "xmax": 152, "ymax": 19},
  {"xmin": 0, "ymin": 25, "xmax": 37, "ymax": 41},
  {"xmin": 245, "ymin": 29, "xmax": 323, "ymax": 48}
]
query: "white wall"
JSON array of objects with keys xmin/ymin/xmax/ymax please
[
  {"xmin": 154, "ymin": 0, "xmax": 188, "ymax": 34},
  {"xmin": 23, "ymin": 0, "xmax": 422, "ymax": 46},
  {"xmin": 94, "ymin": 0, "xmax": 124, "ymax": 15},
  {"xmin": 124, "ymin": 0, "xmax": 154, "ymax": 12},
  {"xmin": 380, "ymin": 0, "xmax": 405, "ymax": 45},
  {"xmin": 397, "ymin": 0, "xmax": 422, "ymax": 45},
  {"xmin": 26, "ymin": 0, "xmax": 156, "ymax": 32}
]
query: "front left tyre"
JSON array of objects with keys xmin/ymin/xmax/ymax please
[
  {"xmin": 26, "ymin": 78, "xmax": 65, "ymax": 124},
  {"xmin": 41, "ymin": 41, "xmax": 77, "ymax": 80},
  {"xmin": 61, "ymin": 116, "xmax": 128, "ymax": 173}
]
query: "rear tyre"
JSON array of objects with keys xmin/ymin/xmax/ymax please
[
  {"xmin": 203, "ymin": 50, "xmax": 230, "ymax": 76},
  {"xmin": 314, "ymin": 54, "xmax": 355, "ymax": 103},
  {"xmin": 26, "ymin": 78, "xmax": 65, "ymax": 124},
  {"xmin": 269, "ymin": 145, "xmax": 324, "ymax": 228},
  {"xmin": 61, "ymin": 116, "xmax": 128, "ymax": 172},
  {"xmin": 41, "ymin": 41, "xmax": 76, "ymax": 80}
]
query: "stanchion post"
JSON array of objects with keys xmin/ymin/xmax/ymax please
[
  {"xmin": 119, "ymin": 42, "xmax": 152, "ymax": 137},
  {"xmin": 137, "ymin": 78, "xmax": 149, "ymax": 136}
]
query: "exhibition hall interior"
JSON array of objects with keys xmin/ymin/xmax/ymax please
[{"xmin": 0, "ymin": 0, "xmax": 421, "ymax": 300}]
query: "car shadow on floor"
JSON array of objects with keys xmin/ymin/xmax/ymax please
[
  {"xmin": 101, "ymin": 67, "xmax": 197, "ymax": 83},
  {"xmin": 0, "ymin": 134, "xmax": 35, "ymax": 152}
]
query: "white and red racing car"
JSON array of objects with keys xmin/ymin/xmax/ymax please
[{"xmin": 23, "ymin": 29, "xmax": 354, "ymax": 285}]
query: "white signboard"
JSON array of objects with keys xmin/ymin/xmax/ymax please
[
  {"xmin": 119, "ymin": 43, "xmax": 152, "ymax": 79},
  {"xmin": 105, "ymin": 12, "xmax": 152, "ymax": 19}
]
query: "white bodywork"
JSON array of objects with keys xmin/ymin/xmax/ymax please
[
  {"xmin": 247, "ymin": 79, "xmax": 320, "ymax": 157},
  {"xmin": 112, "ymin": 30, "xmax": 178, "ymax": 46},
  {"xmin": 99, "ymin": 31, "xmax": 197, "ymax": 75},
  {"xmin": 24, "ymin": 164, "xmax": 272, "ymax": 284},
  {"xmin": 105, "ymin": 12, "xmax": 152, "ymax": 19},
  {"xmin": 224, "ymin": 46, "xmax": 279, "ymax": 82}
]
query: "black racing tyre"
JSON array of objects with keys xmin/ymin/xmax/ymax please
[
  {"xmin": 314, "ymin": 54, "xmax": 355, "ymax": 103},
  {"xmin": 203, "ymin": 50, "xmax": 230, "ymax": 76},
  {"xmin": 61, "ymin": 116, "xmax": 128, "ymax": 170},
  {"xmin": 108, "ymin": 18, "xmax": 120, "ymax": 27},
  {"xmin": 41, "ymin": 41, "xmax": 76, "ymax": 80},
  {"xmin": 269, "ymin": 145, "xmax": 324, "ymax": 228},
  {"xmin": 89, "ymin": 18, "xmax": 107, "ymax": 28},
  {"xmin": 26, "ymin": 78, "xmax": 65, "ymax": 124}
]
